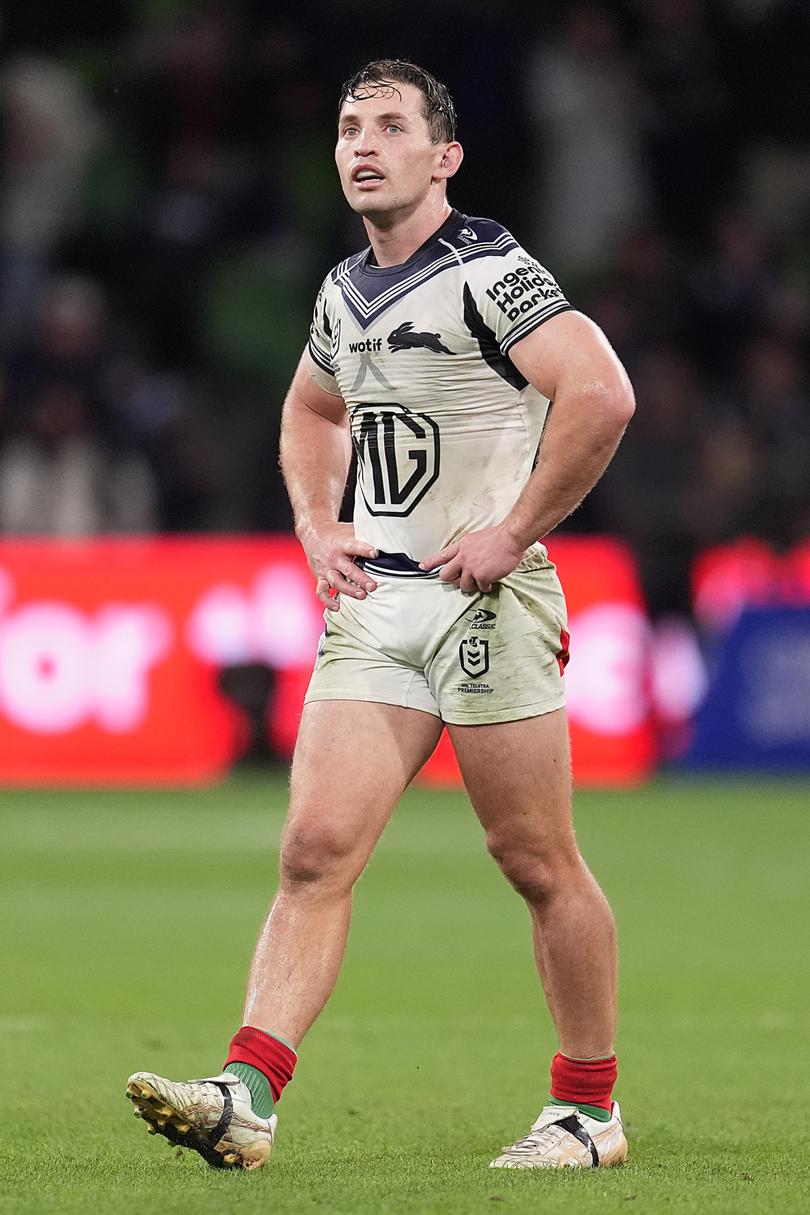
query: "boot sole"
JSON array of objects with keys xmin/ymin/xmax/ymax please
[{"xmin": 126, "ymin": 1077, "xmax": 271, "ymax": 1171}]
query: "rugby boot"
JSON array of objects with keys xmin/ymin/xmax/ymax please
[
  {"xmin": 126, "ymin": 1069, "xmax": 275, "ymax": 1170},
  {"xmin": 490, "ymin": 1100, "xmax": 627, "ymax": 1169}
]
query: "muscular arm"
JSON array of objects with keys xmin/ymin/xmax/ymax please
[
  {"xmin": 421, "ymin": 311, "xmax": 635, "ymax": 591},
  {"xmin": 504, "ymin": 310, "xmax": 635, "ymax": 547},
  {"xmin": 280, "ymin": 352, "xmax": 352, "ymax": 543},
  {"xmin": 280, "ymin": 351, "xmax": 378, "ymax": 608}
]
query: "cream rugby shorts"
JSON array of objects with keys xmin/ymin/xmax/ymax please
[{"xmin": 304, "ymin": 543, "xmax": 570, "ymax": 725}]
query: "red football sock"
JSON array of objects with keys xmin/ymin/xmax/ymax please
[
  {"xmin": 550, "ymin": 1052, "xmax": 618, "ymax": 1113},
  {"xmin": 225, "ymin": 1025, "xmax": 297, "ymax": 1104}
]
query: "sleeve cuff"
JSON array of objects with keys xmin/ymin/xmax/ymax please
[
  {"xmin": 500, "ymin": 302, "xmax": 573, "ymax": 356},
  {"xmin": 307, "ymin": 339, "xmax": 334, "ymax": 376}
]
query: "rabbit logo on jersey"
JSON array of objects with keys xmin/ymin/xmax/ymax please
[{"xmin": 351, "ymin": 402, "xmax": 440, "ymax": 517}]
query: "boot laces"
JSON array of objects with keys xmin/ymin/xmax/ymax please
[{"xmin": 504, "ymin": 1120, "xmax": 569, "ymax": 1154}]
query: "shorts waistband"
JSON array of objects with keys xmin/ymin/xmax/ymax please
[{"xmin": 360, "ymin": 551, "xmax": 441, "ymax": 579}]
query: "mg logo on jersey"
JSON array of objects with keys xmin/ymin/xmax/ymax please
[
  {"xmin": 459, "ymin": 636, "xmax": 490, "ymax": 678},
  {"xmin": 351, "ymin": 402, "xmax": 440, "ymax": 517}
]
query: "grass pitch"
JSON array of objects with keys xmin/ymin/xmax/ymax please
[{"xmin": 1, "ymin": 772, "xmax": 809, "ymax": 1214}]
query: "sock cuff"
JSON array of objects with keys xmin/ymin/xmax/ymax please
[
  {"xmin": 559, "ymin": 1052, "xmax": 617, "ymax": 1066},
  {"xmin": 264, "ymin": 1029, "xmax": 297, "ymax": 1056},
  {"xmin": 240, "ymin": 1025, "xmax": 298, "ymax": 1058},
  {"xmin": 550, "ymin": 1051, "xmax": 618, "ymax": 1112},
  {"xmin": 225, "ymin": 1025, "xmax": 298, "ymax": 1104}
]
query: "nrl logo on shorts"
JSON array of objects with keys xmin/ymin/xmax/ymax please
[{"xmin": 459, "ymin": 636, "xmax": 490, "ymax": 678}]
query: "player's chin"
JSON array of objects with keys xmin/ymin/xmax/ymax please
[
  {"xmin": 345, "ymin": 186, "xmax": 396, "ymax": 214},
  {"xmin": 348, "ymin": 198, "xmax": 394, "ymax": 219}
]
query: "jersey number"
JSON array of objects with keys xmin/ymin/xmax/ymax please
[{"xmin": 351, "ymin": 403, "xmax": 440, "ymax": 517}]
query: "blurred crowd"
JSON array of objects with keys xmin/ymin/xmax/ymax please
[{"xmin": 0, "ymin": 0, "xmax": 808, "ymax": 616}]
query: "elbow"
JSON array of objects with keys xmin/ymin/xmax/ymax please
[
  {"xmin": 578, "ymin": 379, "xmax": 635, "ymax": 431},
  {"xmin": 604, "ymin": 382, "xmax": 635, "ymax": 430},
  {"xmin": 617, "ymin": 386, "xmax": 636, "ymax": 426}
]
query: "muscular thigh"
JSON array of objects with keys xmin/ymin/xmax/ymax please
[
  {"xmin": 448, "ymin": 707, "xmax": 575, "ymax": 859},
  {"xmin": 285, "ymin": 700, "xmax": 443, "ymax": 866}
]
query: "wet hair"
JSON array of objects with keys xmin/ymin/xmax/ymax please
[{"xmin": 338, "ymin": 59, "xmax": 457, "ymax": 144}]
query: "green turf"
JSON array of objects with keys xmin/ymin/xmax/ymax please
[{"xmin": 1, "ymin": 773, "xmax": 809, "ymax": 1214}]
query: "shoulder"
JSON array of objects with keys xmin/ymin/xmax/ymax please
[
  {"xmin": 443, "ymin": 216, "xmax": 556, "ymax": 290},
  {"xmin": 454, "ymin": 217, "xmax": 562, "ymax": 290},
  {"xmin": 454, "ymin": 215, "xmax": 517, "ymax": 252},
  {"xmin": 325, "ymin": 250, "xmax": 367, "ymax": 287},
  {"xmin": 444, "ymin": 215, "xmax": 520, "ymax": 260}
]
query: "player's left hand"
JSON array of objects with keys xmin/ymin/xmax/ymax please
[{"xmin": 419, "ymin": 525, "xmax": 526, "ymax": 593}]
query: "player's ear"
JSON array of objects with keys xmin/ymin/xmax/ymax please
[{"xmin": 434, "ymin": 141, "xmax": 463, "ymax": 182}]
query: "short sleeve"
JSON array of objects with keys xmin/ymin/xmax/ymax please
[
  {"xmin": 464, "ymin": 242, "xmax": 571, "ymax": 356},
  {"xmin": 307, "ymin": 277, "xmax": 341, "ymax": 394}
]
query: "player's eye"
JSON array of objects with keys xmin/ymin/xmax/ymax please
[
  {"xmin": 386, "ymin": 124, "xmax": 402, "ymax": 134},
  {"xmin": 342, "ymin": 125, "xmax": 358, "ymax": 137}
]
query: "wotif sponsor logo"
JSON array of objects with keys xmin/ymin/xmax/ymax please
[{"xmin": 348, "ymin": 337, "xmax": 382, "ymax": 354}]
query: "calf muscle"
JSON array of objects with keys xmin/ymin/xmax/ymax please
[
  {"xmin": 450, "ymin": 710, "xmax": 617, "ymax": 1057},
  {"xmin": 242, "ymin": 701, "xmax": 442, "ymax": 1045}
]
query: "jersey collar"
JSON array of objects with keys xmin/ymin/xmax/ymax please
[{"xmin": 361, "ymin": 209, "xmax": 466, "ymax": 276}]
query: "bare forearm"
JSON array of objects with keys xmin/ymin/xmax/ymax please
[
  {"xmin": 420, "ymin": 312, "xmax": 635, "ymax": 592},
  {"xmin": 278, "ymin": 356, "xmax": 376, "ymax": 608},
  {"xmin": 503, "ymin": 385, "xmax": 634, "ymax": 548},
  {"xmin": 280, "ymin": 401, "xmax": 351, "ymax": 545}
]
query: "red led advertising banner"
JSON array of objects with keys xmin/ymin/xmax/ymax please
[{"xmin": 0, "ymin": 536, "xmax": 654, "ymax": 786}]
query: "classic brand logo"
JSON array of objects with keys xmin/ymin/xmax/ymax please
[
  {"xmin": 464, "ymin": 608, "xmax": 497, "ymax": 631},
  {"xmin": 459, "ymin": 636, "xmax": 490, "ymax": 678},
  {"xmin": 387, "ymin": 322, "xmax": 455, "ymax": 355}
]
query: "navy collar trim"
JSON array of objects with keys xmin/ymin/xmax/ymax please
[{"xmin": 360, "ymin": 209, "xmax": 466, "ymax": 276}]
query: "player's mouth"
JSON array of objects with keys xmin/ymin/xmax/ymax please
[{"xmin": 351, "ymin": 163, "xmax": 386, "ymax": 189}]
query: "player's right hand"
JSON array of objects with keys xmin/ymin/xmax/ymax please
[{"xmin": 301, "ymin": 522, "xmax": 379, "ymax": 610}]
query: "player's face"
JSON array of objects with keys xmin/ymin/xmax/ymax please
[{"xmin": 336, "ymin": 82, "xmax": 450, "ymax": 220}]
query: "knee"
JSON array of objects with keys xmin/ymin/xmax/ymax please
[
  {"xmin": 486, "ymin": 830, "xmax": 580, "ymax": 905},
  {"xmin": 279, "ymin": 821, "xmax": 362, "ymax": 891}
]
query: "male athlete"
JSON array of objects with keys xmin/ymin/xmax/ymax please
[{"xmin": 127, "ymin": 59, "xmax": 635, "ymax": 1172}]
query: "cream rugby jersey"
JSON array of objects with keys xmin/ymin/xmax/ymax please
[{"xmin": 307, "ymin": 209, "xmax": 571, "ymax": 572}]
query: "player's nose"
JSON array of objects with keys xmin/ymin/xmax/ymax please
[{"xmin": 353, "ymin": 129, "xmax": 377, "ymax": 155}]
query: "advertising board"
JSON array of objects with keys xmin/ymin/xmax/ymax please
[{"xmin": 0, "ymin": 536, "xmax": 653, "ymax": 786}]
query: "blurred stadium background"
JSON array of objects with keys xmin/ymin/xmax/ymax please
[
  {"xmin": 1, "ymin": 4, "xmax": 810, "ymax": 1211},
  {"xmin": 0, "ymin": 0, "xmax": 809, "ymax": 782}
]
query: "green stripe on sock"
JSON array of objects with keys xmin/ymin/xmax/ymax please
[
  {"xmin": 226, "ymin": 1061, "xmax": 275, "ymax": 1119},
  {"xmin": 267, "ymin": 1030, "xmax": 297, "ymax": 1055},
  {"xmin": 550, "ymin": 1096, "xmax": 612, "ymax": 1123}
]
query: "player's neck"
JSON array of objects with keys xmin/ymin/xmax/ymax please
[{"xmin": 363, "ymin": 197, "xmax": 453, "ymax": 268}]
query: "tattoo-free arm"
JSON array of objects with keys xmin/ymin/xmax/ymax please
[
  {"xmin": 280, "ymin": 351, "xmax": 377, "ymax": 608},
  {"xmin": 503, "ymin": 310, "xmax": 635, "ymax": 548},
  {"xmin": 420, "ymin": 311, "xmax": 635, "ymax": 591}
]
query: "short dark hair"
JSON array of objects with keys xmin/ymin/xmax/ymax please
[{"xmin": 338, "ymin": 59, "xmax": 457, "ymax": 144}]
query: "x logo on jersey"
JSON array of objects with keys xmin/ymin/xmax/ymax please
[{"xmin": 350, "ymin": 348, "xmax": 395, "ymax": 394}]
